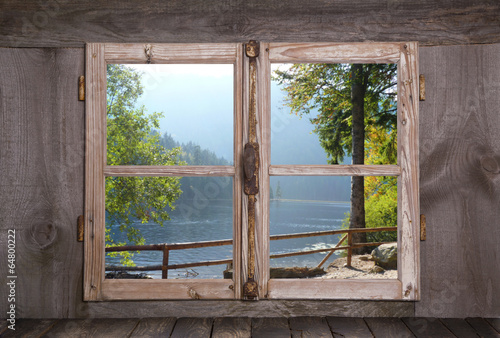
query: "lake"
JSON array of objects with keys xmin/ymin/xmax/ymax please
[{"xmin": 106, "ymin": 199, "xmax": 350, "ymax": 279}]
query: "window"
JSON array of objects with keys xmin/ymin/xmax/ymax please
[{"xmin": 84, "ymin": 42, "xmax": 419, "ymax": 301}]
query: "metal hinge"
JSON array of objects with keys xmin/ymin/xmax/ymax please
[
  {"xmin": 77, "ymin": 215, "xmax": 84, "ymax": 242},
  {"xmin": 420, "ymin": 214, "xmax": 426, "ymax": 241},
  {"xmin": 78, "ymin": 76, "xmax": 85, "ymax": 101},
  {"xmin": 419, "ymin": 74, "xmax": 425, "ymax": 101}
]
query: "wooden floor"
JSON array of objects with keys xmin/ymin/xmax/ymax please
[{"xmin": 1, "ymin": 317, "xmax": 499, "ymax": 337}]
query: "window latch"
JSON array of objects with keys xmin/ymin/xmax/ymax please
[{"xmin": 77, "ymin": 215, "xmax": 84, "ymax": 242}]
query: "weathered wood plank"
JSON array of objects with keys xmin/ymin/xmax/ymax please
[
  {"xmin": 129, "ymin": 318, "xmax": 176, "ymax": 337},
  {"xmin": 417, "ymin": 44, "xmax": 500, "ymax": 317},
  {"xmin": 170, "ymin": 318, "xmax": 214, "ymax": 338},
  {"xmin": 267, "ymin": 279, "xmax": 402, "ymax": 300},
  {"xmin": 1, "ymin": 319, "xmax": 57, "ymax": 338},
  {"xmin": 86, "ymin": 300, "xmax": 413, "ymax": 318},
  {"xmin": 104, "ymin": 165, "xmax": 235, "ymax": 177},
  {"xmin": 486, "ymin": 318, "xmax": 500, "ymax": 333},
  {"xmin": 466, "ymin": 318, "xmax": 500, "ymax": 337},
  {"xmin": 43, "ymin": 318, "xmax": 139, "ymax": 337},
  {"xmin": 402, "ymin": 318, "xmax": 454, "ymax": 338},
  {"xmin": 439, "ymin": 318, "xmax": 481, "ymax": 338},
  {"xmin": 269, "ymin": 42, "xmax": 400, "ymax": 63},
  {"xmin": 105, "ymin": 43, "xmax": 237, "ymax": 64},
  {"xmin": 269, "ymin": 165, "xmax": 400, "ymax": 176},
  {"xmin": 364, "ymin": 317, "xmax": 414, "ymax": 338},
  {"xmin": 252, "ymin": 317, "xmax": 290, "ymax": 338},
  {"xmin": 100, "ymin": 279, "xmax": 234, "ymax": 300},
  {"xmin": 1, "ymin": 1, "xmax": 500, "ymax": 47},
  {"xmin": 0, "ymin": 48, "xmax": 86, "ymax": 318},
  {"xmin": 212, "ymin": 317, "xmax": 251, "ymax": 338},
  {"xmin": 326, "ymin": 317, "xmax": 372, "ymax": 338},
  {"xmin": 289, "ymin": 317, "xmax": 332, "ymax": 338}
]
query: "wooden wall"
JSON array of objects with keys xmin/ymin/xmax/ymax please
[
  {"xmin": 0, "ymin": 0, "xmax": 499, "ymax": 319},
  {"xmin": 418, "ymin": 44, "xmax": 500, "ymax": 318},
  {"xmin": 0, "ymin": 0, "xmax": 499, "ymax": 47}
]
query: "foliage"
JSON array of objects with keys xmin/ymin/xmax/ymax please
[
  {"xmin": 274, "ymin": 63, "xmax": 398, "ymax": 244},
  {"xmin": 274, "ymin": 64, "xmax": 397, "ymax": 164},
  {"xmin": 106, "ymin": 64, "xmax": 184, "ymax": 265}
]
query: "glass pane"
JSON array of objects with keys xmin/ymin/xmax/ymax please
[
  {"xmin": 105, "ymin": 176, "xmax": 233, "ymax": 279},
  {"xmin": 269, "ymin": 176, "xmax": 397, "ymax": 279},
  {"xmin": 271, "ymin": 63, "xmax": 397, "ymax": 165},
  {"xmin": 107, "ymin": 64, "xmax": 234, "ymax": 166}
]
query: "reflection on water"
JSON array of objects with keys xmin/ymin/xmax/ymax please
[{"xmin": 106, "ymin": 199, "xmax": 349, "ymax": 279}]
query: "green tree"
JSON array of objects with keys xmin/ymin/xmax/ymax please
[
  {"xmin": 274, "ymin": 64, "xmax": 397, "ymax": 251},
  {"xmin": 106, "ymin": 64, "xmax": 184, "ymax": 265},
  {"xmin": 275, "ymin": 181, "xmax": 283, "ymax": 200}
]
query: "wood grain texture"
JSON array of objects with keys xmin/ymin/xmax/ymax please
[
  {"xmin": 1, "ymin": 1, "xmax": 499, "ymax": 47},
  {"xmin": 267, "ymin": 279, "xmax": 402, "ymax": 300},
  {"xmin": 402, "ymin": 317, "xmax": 455, "ymax": 338},
  {"xmin": 105, "ymin": 43, "xmax": 237, "ymax": 64},
  {"xmin": 326, "ymin": 317, "xmax": 372, "ymax": 338},
  {"xmin": 0, "ymin": 47, "xmax": 85, "ymax": 318},
  {"xmin": 397, "ymin": 41, "xmax": 420, "ymax": 301},
  {"xmin": 269, "ymin": 165, "xmax": 400, "ymax": 176},
  {"xmin": 170, "ymin": 318, "xmax": 214, "ymax": 338},
  {"xmin": 417, "ymin": 44, "xmax": 500, "ymax": 317},
  {"xmin": 43, "ymin": 318, "xmax": 139, "ymax": 337},
  {"xmin": 364, "ymin": 317, "xmax": 414, "ymax": 338},
  {"xmin": 129, "ymin": 318, "xmax": 176, "ymax": 337},
  {"xmin": 85, "ymin": 300, "xmax": 413, "ymax": 318},
  {"xmin": 104, "ymin": 165, "xmax": 235, "ymax": 177},
  {"xmin": 100, "ymin": 279, "xmax": 234, "ymax": 300},
  {"xmin": 1, "ymin": 319, "xmax": 57, "ymax": 338},
  {"xmin": 212, "ymin": 317, "xmax": 251, "ymax": 338},
  {"xmin": 257, "ymin": 42, "xmax": 271, "ymax": 298},
  {"xmin": 269, "ymin": 42, "xmax": 400, "ymax": 63},
  {"xmin": 439, "ymin": 318, "xmax": 483, "ymax": 338},
  {"xmin": 84, "ymin": 43, "xmax": 106, "ymax": 301},
  {"xmin": 465, "ymin": 318, "xmax": 500, "ymax": 337},
  {"xmin": 289, "ymin": 317, "xmax": 333, "ymax": 338},
  {"xmin": 233, "ymin": 43, "xmax": 244, "ymax": 299},
  {"xmin": 252, "ymin": 317, "xmax": 290, "ymax": 338},
  {"xmin": 487, "ymin": 318, "xmax": 500, "ymax": 333}
]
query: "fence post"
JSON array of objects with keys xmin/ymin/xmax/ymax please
[
  {"xmin": 162, "ymin": 245, "xmax": 169, "ymax": 279},
  {"xmin": 347, "ymin": 231, "xmax": 352, "ymax": 267}
]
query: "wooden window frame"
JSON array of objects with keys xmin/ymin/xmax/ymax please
[
  {"xmin": 84, "ymin": 42, "xmax": 419, "ymax": 301},
  {"xmin": 84, "ymin": 43, "xmax": 244, "ymax": 300},
  {"xmin": 258, "ymin": 42, "xmax": 420, "ymax": 300}
]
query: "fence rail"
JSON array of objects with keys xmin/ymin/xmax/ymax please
[{"xmin": 105, "ymin": 227, "xmax": 397, "ymax": 278}]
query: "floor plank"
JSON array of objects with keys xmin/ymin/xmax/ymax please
[
  {"xmin": 129, "ymin": 318, "xmax": 176, "ymax": 337},
  {"xmin": 486, "ymin": 318, "xmax": 500, "ymax": 333},
  {"xmin": 402, "ymin": 317, "xmax": 455, "ymax": 338},
  {"xmin": 466, "ymin": 318, "xmax": 500, "ymax": 337},
  {"xmin": 3, "ymin": 319, "xmax": 57, "ymax": 338},
  {"xmin": 327, "ymin": 317, "xmax": 372, "ymax": 338},
  {"xmin": 212, "ymin": 317, "xmax": 251, "ymax": 338},
  {"xmin": 364, "ymin": 317, "xmax": 414, "ymax": 338},
  {"xmin": 440, "ymin": 318, "xmax": 480, "ymax": 338},
  {"xmin": 289, "ymin": 317, "xmax": 333, "ymax": 337},
  {"xmin": 42, "ymin": 318, "xmax": 139, "ymax": 337},
  {"xmin": 170, "ymin": 318, "xmax": 214, "ymax": 338},
  {"xmin": 252, "ymin": 317, "xmax": 290, "ymax": 338}
]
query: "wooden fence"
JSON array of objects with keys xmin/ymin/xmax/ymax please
[{"xmin": 105, "ymin": 227, "xmax": 397, "ymax": 278}]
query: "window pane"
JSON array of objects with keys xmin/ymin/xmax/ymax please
[
  {"xmin": 269, "ymin": 176, "xmax": 397, "ymax": 279},
  {"xmin": 105, "ymin": 176, "xmax": 233, "ymax": 279},
  {"xmin": 107, "ymin": 64, "xmax": 234, "ymax": 166},
  {"xmin": 271, "ymin": 63, "xmax": 397, "ymax": 165}
]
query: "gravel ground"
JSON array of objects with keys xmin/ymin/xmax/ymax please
[{"xmin": 318, "ymin": 254, "xmax": 397, "ymax": 279}]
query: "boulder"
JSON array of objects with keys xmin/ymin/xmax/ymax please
[{"xmin": 371, "ymin": 242, "xmax": 397, "ymax": 269}]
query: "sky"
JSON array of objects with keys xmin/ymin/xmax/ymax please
[{"xmin": 127, "ymin": 63, "xmax": 327, "ymax": 163}]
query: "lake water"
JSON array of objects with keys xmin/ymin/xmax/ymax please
[{"xmin": 106, "ymin": 199, "xmax": 350, "ymax": 279}]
